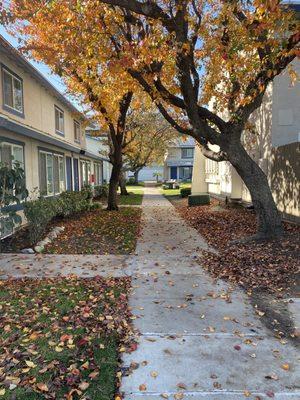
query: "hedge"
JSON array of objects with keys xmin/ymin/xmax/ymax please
[
  {"xmin": 180, "ymin": 187, "xmax": 192, "ymax": 198},
  {"xmin": 24, "ymin": 189, "xmax": 92, "ymax": 245}
]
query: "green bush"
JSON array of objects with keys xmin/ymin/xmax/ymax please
[
  {"xmin": 94, "ymin": 184, "xmax": 108, "ymax": 198},
  {"xmin": 81, "ymin": 184, "xmax": 93, "ymax": 201},
  {"xmin": 180, "ymin": 187, "xmax": 192, "ymax": 198},
  {"xmin": 24, "ymin": 197, "xmax": 58, "ymax": 245},
  {"xmin": 57, "ymin": 190, "xmax": 91, "ymax": 217},
  {"xmin": 24, "ymin": 190, "xmax": 92, "ymax": 245},
  {"xmin": 90, "ymin": 202, "xmax": 102, "ymax": 210}
]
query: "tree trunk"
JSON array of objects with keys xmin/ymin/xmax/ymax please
[
  {"xmin": 226, "ymin": 141, "xmax": 283, "ymax": 239},
  {"xmin": 107, "ymin": 162, "xmax": 122, "ymax": 211},
  {"xmin": 134, "ymin": 170, "xmax": 139, "ymax": 184},
  {"xmin": 119, "ymin": 171, "xmax": 129, "ymax": 195}
]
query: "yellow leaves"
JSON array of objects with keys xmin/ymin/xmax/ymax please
[
  {"xmin": 281, "ymin": 363, "xmax": 290, "ymax": 371},
  {"xmin": 55, "ymin": 346, "xmax": 64, "ymax": 352},
  {"xmin": 25, "ymin": 360, "xmax": 36, "ymax": 368},
  {"xmin": 0, "ymin": 388, "xmax": 5, "ymax": 396},
  {"xmin": 288, "ymin": 66, "xmax": 298, "ymax": 86},
  {"xmin": 150, "ymin": 371, "xmax": 158, "ymax": 378}
]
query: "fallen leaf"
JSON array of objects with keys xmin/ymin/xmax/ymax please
[{"xmin": 36, "ymin": 383, "xmax": 49, "ymax": 392}]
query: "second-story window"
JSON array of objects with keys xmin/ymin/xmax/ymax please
[
  {"xmin": 2, "ymin": 67, "xmax": 24, "ymax": 115},
  {"xmin": 55, "ymin": 106, "xmax": 64, "ymax": 135},
  {"xmin": 181, "ymin": 148, "xmax": 194, "ymax": 159},
  {"xmin": 74, "ymin": 120, "xmax": 81, "ymax": 143}
]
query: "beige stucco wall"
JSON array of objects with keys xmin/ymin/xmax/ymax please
[
  {"xmin": 0, "ymin": 51, "xmax": 85, "ymax": 150},
  {"xmin": 0, "ymin": 128, "xmax": 75, "ymax": 198},
  {"xmin": 192, "ymin": 60, "xmax": 300, "ymax": 220}
]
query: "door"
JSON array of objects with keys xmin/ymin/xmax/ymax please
[
  {"xmin": 170, "ymin": 166, "xmax": 177, "ymax": 180},
  {"xmin": 66, "ymin": 157, "xmax": 73, "ymax": 191},
  {"xmin": 73, "ymin": 158, "xmax": 79, "ymax": 191}
]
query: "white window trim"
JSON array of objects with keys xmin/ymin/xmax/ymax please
[
  {"xmin": 0, "ymin": 140, "xmax": 26, "ymax": 204},
  {"xmin": 74, "ymin": 120, "xmax": 81, "ymax": 143},
  {"xmin": 39, "ymin": 150, "xmax": 65, "ymax": 196},
  {"xmin": 2, "ymin": 67, "xmax": 24, "ymax": 114},
  {"xmin": 181, "ymin": 147, "xmax": 194, "ymax": 159},
  {"xmin": 54, "ymin": 105, "xmax": 65, "ymax": 136}
]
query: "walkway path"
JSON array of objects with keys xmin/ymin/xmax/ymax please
[
  {"xmin": 122, "ymin": 187, "xmax": 299, "ymax": 399},
  {"xmin": 0, "ymin": 187, "xmax": 299, "ymax": 399}
]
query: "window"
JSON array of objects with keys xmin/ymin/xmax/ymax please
[
  {"xmin": 2, "ymin": 67, "xmax": 24, "ymax": 115},
  {"xmin": 181, "ymin": 148, "xmax": 194, "ymax": 159},
  {"xmin": 0, "ymin": 140, "xmax": 25, "ymax": 202},
  {"xmin": 94, "ymin": 163, "xmax": 102, "ymax": 185},
  {"xmin": 80, "ymin": 160, "xmax": 91, "ymax": 187},
  {"xmin": 55, "ymin": 106, "xmax": 64, "ymax": 135},
  {"xmin": 179, "ymin": 166, "xmax": 193, "ymax": 180},
  {"xmin": 74, "ymin": 120, "xmax": 81, "ymax": 143},
  {"xmin": 39, "ymin": 150, "xmax": 65, "ymax": 196},
  {"xmin": 0, "ymin": 141, "xmax": 24, "ymax": 170}
]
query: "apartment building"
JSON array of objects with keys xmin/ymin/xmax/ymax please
[
  {"xmin": 192, "ymin": 59, "xmax": 300, "ymax": 222},
  {"xmin": 163, "ymin": 137, "xmax": 195, "ymax": 181},
  {"xmin": 0, "ymin": 35, "xmax": 105, "ymax": 235}
]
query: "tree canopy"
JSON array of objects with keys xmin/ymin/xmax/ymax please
[{"xmin": 1, "ymin": 0, "xmax": 299, "ymax": 236}]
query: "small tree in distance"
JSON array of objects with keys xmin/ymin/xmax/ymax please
[
  {"xmin": 123, "ymin": 107, "xmax": 176, "ymax": 184},
  {"xmin": 3, "ymin": 0, "xmax": 299, "ymax": 238}
]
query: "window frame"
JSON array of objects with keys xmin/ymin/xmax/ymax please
[
  {"xmin": 0, "ymin": 138, "xmax": 26, "ymax": 206},
  {"xmin": 54, "ymin": 105, "xmax": 65, "ymax": 136},
  {"xmin": 80, "ymin": 159, "xmax": 91, "ymax": 187},
  {"xmin": 74, "ymin": 120, "xmax": 81, "ymax": 143},
  {"xmin": 38, "ymin": 149, "xmax": 65, "ymax": 197},
  {"xmin": 1, "ymin": 64, "xmax": 24, "ymax": 118},
  {"xmin": 181, "ymin": 147, "xmax": 194, "ymax": 159}
]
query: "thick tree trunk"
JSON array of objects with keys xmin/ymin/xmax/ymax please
[
  {"xmin": 134, "ymin": 170, "xmax": 139, "ymax": 184},
  {"xmin": 107, "ymin": 162, "xmax": 122, "ymax": 211},
  {"xmin": 119, "ymin": 171, "xmax": 128, "ymax": 195},
  {"xmin": 226, "ymin": 141, "xmax": 283, "ymax": 239}
]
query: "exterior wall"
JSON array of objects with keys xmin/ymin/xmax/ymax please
[
  {"xmin": 128, "ymin": 165, "xmax": 164, "ymax": 181},
  {"xmin": 0, "ymin": 39, "xmax": 105, "ymax": 238},
  {"xmin": 0, "ymin": 51, "xmax": 84, "ymax": 150},
  {"xmin": 191, "ymin": 60, "xmax": 300, "ymax": 221},
  {"xmin": 164, "ymin": 138, "xmax": 195, "ymax": 180},
  {"xmin": 86, "ymin": 135, "xmax": 111, "ymax": 183}
]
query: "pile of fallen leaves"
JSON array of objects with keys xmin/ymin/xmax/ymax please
[
  {"xmin": 175, "ymin": 199, "xmax": 300, "ymax": 295},
  {"xmin": 45, "ymin": 208, "xmax": 142, "ymax": 255},
  {"xmin": 0, "ymin": 276, "xmax": 136, "ymax": 399}
]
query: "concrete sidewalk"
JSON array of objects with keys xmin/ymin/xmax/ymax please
[
  {"xmin": 122, "ymin": 187, "xmax": 299, "ymax": 399},
  {"xmin": 0, "ymin": 187, "xmax": 299, "ymax": 399}
]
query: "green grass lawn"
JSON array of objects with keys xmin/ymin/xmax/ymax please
[
  {"xmin": 0, "ymin": 277, "xmax": 133, "ymax": 399},
  {"xmin": 118, "ymin": 186, "xmax": 144, "ymax": 205},
  {"xmin": 161, "ymin": 182, "xmax": 191, "ymax": 197}
]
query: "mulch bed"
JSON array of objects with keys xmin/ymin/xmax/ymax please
[
  {"xmin": 174, "ymin": 198, "xmax": 300, "ymax": 296},
  {"xmin": 0, "ymin": 276, "xmax": 136, "ymax": 399}
]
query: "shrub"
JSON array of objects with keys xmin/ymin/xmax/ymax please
[
  {"xmin": 180, "ymin": 187, "xmax": 192, "ymax": 198},
  {"xmin": 24, "ymin": 197, "xmax": 58, "ymax": 245},
  {"xmin": 24, "ymin": 190, "xmax": 92, "ymax": 245},
  {"xmin": 94, "ymin": 184, "xmax": 108, "ymax": 199},
  {"xmin": 127, "ymin": 177, "xmax": 137, "ymax": 185},
  {"xmin": 81, "ymin": 184, "xmax": 93, "ymax": 201},
  {"xmin": 90, "ymin": 202, "xmax": 102, "ymax": 210},
  {"xmin": 57, "ymin": 190, "xmax": 91, "ymax": 217}
]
